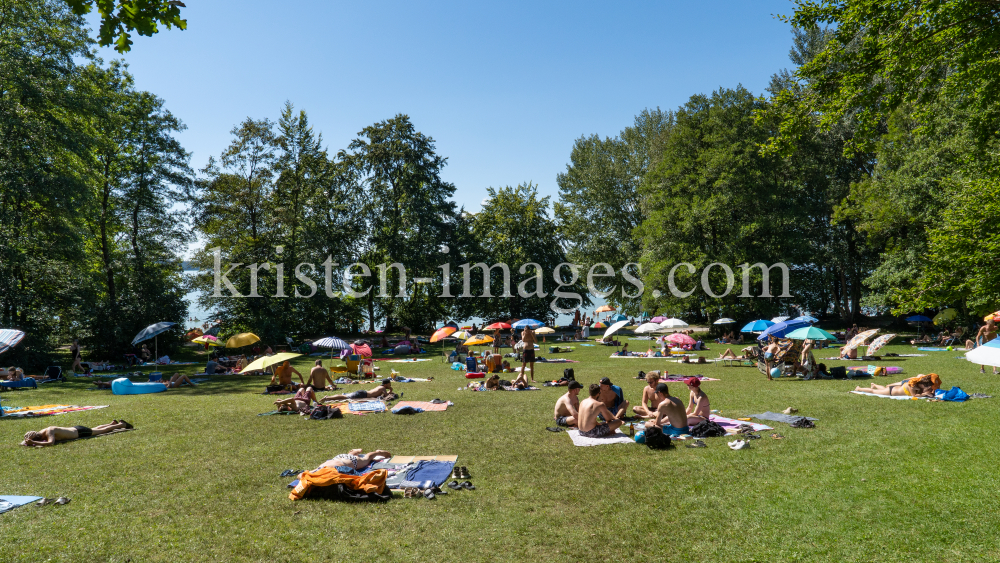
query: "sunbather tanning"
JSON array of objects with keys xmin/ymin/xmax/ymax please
[
  {"xmin": 21, "ymin": 420, "xmax": 132, "ymax": 447},
  {"xmin": 163, "ymin": 373, "xmax": 196, "ymax": 388},
  {"xmin": 854, "ymin": 373, "xmax": 938, "ymax": 398},
  {"xmin": 320, "ymin": 379, "xmax": 393, "ymax": 402},
  {"xmin": 275, "ymin": 385, "xmax": 317, "ymax": 412}
]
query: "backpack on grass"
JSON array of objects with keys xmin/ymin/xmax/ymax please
[{"xmin": 643, "ymin": 426, "xmax": 672, "ymax": 450}]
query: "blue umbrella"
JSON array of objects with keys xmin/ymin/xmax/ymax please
[
  {"xmin": 794, "ymin": 315, "xmax": 818, "ymax": 323},
  {"xmin": 741, "ymin": 320, "xmax": 774, "ymax": 333},
  {"xmin": 512, "ymin": 319, "xmax": 544, "ymax": 329},
  {"xmin": 131, "ymin": 321, "xmax": 177, "ymax": 359},
  {"xmin": 757, "ymin": 319, "xmax": 811, "ymax": 341},
  {"xmin": 610, "ymin": 313, "xmax": 628, "ymax": 322},
  {"xmin": 906, "ymin": 315, "xmax": 933, "ymax": 322}
]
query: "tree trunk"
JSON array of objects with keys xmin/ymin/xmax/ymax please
[{"xmin": 100, "ymin": 161, "xmax": 117, "ymax": 309}]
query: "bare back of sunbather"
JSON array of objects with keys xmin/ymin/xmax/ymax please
[{"xmin": 309, "ymin": 364, "xmax": 333, "ymax": 389}]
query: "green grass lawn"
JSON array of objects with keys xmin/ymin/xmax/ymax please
[{"xmin": 3, "ymin": 338, "xmax": 999, "ymax": 562}]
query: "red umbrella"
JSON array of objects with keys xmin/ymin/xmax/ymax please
[
  {"xmin": 485, "ymin": 322, "xmax": 511, "ymax": 330},
  {"xmin": 665, "ymin": 333, "xmax": 696, "ymax": 346}
]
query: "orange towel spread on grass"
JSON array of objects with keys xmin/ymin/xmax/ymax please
[{"xmin": 289, "ymin": 468, "xmax": 387, "ymax": 500}]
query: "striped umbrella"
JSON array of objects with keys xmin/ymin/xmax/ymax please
[
  {"xmin": 845, "ymin": 329, "xmax": 879, "ymax": 351},
  {"xmin": 866, "ymin": 334, "xmax": 897, "ymax": 356},
  {"xmin": 313, "ymin": 336, "xmax": 349, "ymax": 349},
  {"xmin": 0, "ymin": 329, "xmax": 26, "ymax": 355}
]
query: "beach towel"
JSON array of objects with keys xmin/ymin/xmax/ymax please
[
  {"xmin": 501, "ymin": 385, "xmax": 540, "ymax": 391},
  {"xmin": 289, "ymin": 468, "xmax": 388, "ymax": 501},
  {"xmin": 257, "ymin": 410, "xmax": 299, "ymax": 416},
  {"xmin": 321, "ymin": 402, "xmax": 367, "ymax": 416},
  {"xmin": 537, "ymin": 358, "xmax": 580, "ymax": 363},
  {"xmin": 348, "ymin": 401, "xmax": 387, "ymax": 413},
  {"xmin": 709, "ymin": 415, "xmax": 772, "ymax": 432},
  {"xmin": 897, "ymin": 354, "xmax": 927, "ymax": 357},
  {"xmin": 567, "ymin": 428, "xmax": 635, "ymax": 447},
  {"xmin": 660, "ymin": 376, "xmax": 720, "ymax": 382},
  {"xmin": 0, "ymin": 496, "xmax": 44, "ymax": 514},
  {"xmin": 1, "ymin": 404, "xmax": 108, "ymax": 418},
  {"xmin": 378, "ymin": 358, "xmax": 432, "ymax": 363},
  {"xmin": 610, "ymin": 355, "xmax": 666, "ymax": 359},
  {"xmin": 850, "ymin": 390, "xmax": 924, "ymax": 400},
  {"xmin": 749, "ymin": 411, "xmax": 818, "ymax": 425},
  {"xmin": 918, "ymin": 347, "xmax": 949, "ymax": 351},
  {"xmin": 849, "ymin": 366, "xmax": 903, "ymax": 374},
  {"xmin": 398, "ymin": 460, "xmax": 455, "ymax": 489},
  {"xmin": 392, "ymin": 400, "xmax": 450, "ymax": 412}
]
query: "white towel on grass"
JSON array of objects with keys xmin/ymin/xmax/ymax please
[
  {"xmin": 850, "ymin": 391, "xmax": 924, "ymax": 400},
  {"xmin": 567, "ymin": 428, "xmax": 635, "ymax": 447}
]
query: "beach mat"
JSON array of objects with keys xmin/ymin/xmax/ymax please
[
  {"xmin": 348, "ymin": 401, "xmax": 387, "ymax": 413},
  {"xmin": 388, "ymin": 455, "xmax": 458, "ymax": 464},
  {"xmin": 392, "ymin": 400, "xmax": 449, "ymax": 412},
  {"xmin": 749, "ymin": 411, "xmax": 818, "ymax": 424},
  {"xmin": 709, "ymin": 415, "xmax": 772, "ymax": 432},
  {"xmin": 850, "ymin": 391, "xmax": 924, "ymax": 400},
  {"xmin": 567, "ymin": 428, "xmax": 635, "ymax": 447},
  {"xmin": 0, "ymin": 496, "xmax": 43, "ymax": 514},
  {"xmin": 1, "ymin": 405, "xmax": 108, "ymax": 418}
]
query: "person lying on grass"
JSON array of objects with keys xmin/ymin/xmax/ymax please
[
  {"xmin": 21, "ymin": 420, "xmax": 132, "ymax": 447},
  {"xmin": 275, "ymin": 385, "xmax": 318, "ymax": 413},
  {"xmin": 511, "ymin": 366, "xmax": 531, "ymax": 389},
  {"xmin": 307, "ymin": 360, "xmax": 337, "ymax": 390},
  {"xmin": 553, "ymin": 380, "xmax": 583, "ymax": 427},
  {"xmin": 321, "ymin": 379, "xmax": 393, "ymax": 402},
  {"xmin": 598, "ymin": 377, "xmax": 629, "ymax": 419},
  {"xmin": 684, "ymin": 377, "xmax": 710, "ymax": 427},
  {"xmin": 578, "ymin": 384, "xmax": 625, "ymax": 438},
  {"xmin": 854, "ymin": 374, "xmax": 939, "ymax": 398},
  {"xmin": 643, "ymin": 383, "xmax": 689, "ymax": 437},
  {"xmin": 164, "ymin": 373, "xmax": 197, "ymax": 389},
  {"xmin": 633, "ymin": 371, "xmax": 665, "ymax": 419},
  {"xmin": 271, "ymin": 361, "xmax": 304, "ymax": 390},
  {"xmin": 318, "ymin": 449, "xmax": 393, "ymax": 474},
  {"xmin": 718, "ymin": 346, "xmax": 757, "ymax": 360}
]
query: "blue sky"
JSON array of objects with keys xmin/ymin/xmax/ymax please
[{"xmin": 88, "ymin": 0, "xmax": 799, "ymax": 214}]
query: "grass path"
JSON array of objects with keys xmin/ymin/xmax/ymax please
[{"xmin": 2, "ymin": 340, "xmax": 999, "ymax": 562}]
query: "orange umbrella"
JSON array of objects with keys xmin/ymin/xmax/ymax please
[
  {"xmin": 485, "ymin": 322, "xmax": 511, "ymax": 330},
  {"xmin": 595, "ymin": 305, "xmax": 615, "ymax": 313},
  {"xmin": 431, "ymin": 326, "xmax": 457, "ymax": 343}
]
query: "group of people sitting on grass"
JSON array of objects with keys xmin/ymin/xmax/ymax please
[
  {"xmin": 0, "ymin": 366, "xmax": 25, "ymax": 381},
  {"xmin": 552, "ymin": 372, "xmax": 710, "ymax": 439}
]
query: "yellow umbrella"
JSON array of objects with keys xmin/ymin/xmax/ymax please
[
  {"xmin": 595, "ymin": 305, "xmax": 615, "ymax": 313},
  {"xmin": 430, "ymin": 327, "xmax": 457, "ymax": 343},
  {"xmin": 239, "ymin": 352, "xmax": 301, "ymax": 374},
  {"xmin": 192, "ymin": 335, "xmax": 223, "ymax": 347},
  {"xmin": 465, "ymin": 334, "xmax": 494, "ymax": 346},
  {"xmin": 933, "ymin": 309, "xmax": 958, "ymax": 325},
  {"xmin": 226, "ymin": 332, "xmax": 260, "ymax": 348},
  {"xmin": 535, "ymin": 327, "xmax": 555, "ymax": 335}
]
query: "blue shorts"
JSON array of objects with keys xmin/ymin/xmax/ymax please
[
  {"xmin": 764, "ymin": 352, "xmax": 773, "ymax": 359},
  {"xmin": 662, "ymin": 424, "xmax": 689, "ymax": 437}
]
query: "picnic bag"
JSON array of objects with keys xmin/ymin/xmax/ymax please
[{"xmin": 643, "ymin": 426, "xmax": 672, "ymax": 450}]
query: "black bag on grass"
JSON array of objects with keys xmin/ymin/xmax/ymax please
[
  {"xmin": 643, "ymin": 426, "xmax": 672, "ymax": 450},
  {"xmin": 309, "ymin": 405, "xmax": 342, "ymax": 419},
  {"xmin": 689, "ymin": 419, "xmax": 726, "ymax": 438},
  {"xmin": 830, "ymin": 366, "xmax": 847, "ymax": 379}
]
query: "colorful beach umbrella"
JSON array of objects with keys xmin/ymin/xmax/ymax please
[
  {"xmin": 785, "ymin": 327, "xmax": 838, "ymax": 341},
  {"xmin": 866, "ymin": 334, "xmax": 897, "ymax": 356},
  {"xmin": 226, "ymin": 332, "xmax": 261, "ymax": 348},
  {"xmin": 430, "ymin": 327, "xmax": 457, "ymax": 343},
  {"xmin": 512, "ymin": 319, "xmax": 544, "ymax": 329},
  {"xmin": 451, "ymin": 330, "xmax": 472, "ymax": 341},
  {"xmin": 982, "ymin": 311, "xmax": 1000, "ymax": 322},
  {"xmin": 0, "ymin": 329, "xmax": 26, "ymax": 355},
  {"xmin": 666, "ymin": 333, "xmax": 696, "ymax": 346},
  {"xmin": 741, "ymin": 320, "xmax": 774, "ymax": 333},
  {"xmin": 757, "ymin": 319, "xmax": 811, "ymax": 341},
  {"xmin": 192, "ymin": 335, "xmax": 223, "ymax": 347},
  {"xmin": 591, "ymin": 322, "xmax": 607, "ymax": 329},
  {"xmin": 484, "ymin": 322, "xmax": 511, "ymax": 330}
]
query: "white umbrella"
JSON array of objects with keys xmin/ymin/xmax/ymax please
[
  {"xmin": 635, "ymin": 322, "xmax": 666, "ymax": 334},
  {"xmin": 771, "ymin": 316, "xmax": 790, "ymax": 323},
  {"xmin": 659, "ymin": 318, "xmax": 688, "ymax": 328},
  {"xmin": 967, "ymin": 338, "xmax": 1000, "ymax": 367},
  {"xmin": 604, "ymin": 320, "xmax": 630, "ymax": 340},
  {"xmin": 714, "ymin": 318, "xmax": 736, "ymax": 324}
]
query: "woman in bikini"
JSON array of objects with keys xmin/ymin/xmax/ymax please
[
  {"xmin": 685, "ymin": 377, "xmax": 710, "ymax": 426},
  {"xmin": 854, "ymin": 374, "xmax": 939, "ymax": 398}
]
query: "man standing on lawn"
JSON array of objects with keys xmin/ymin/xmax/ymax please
[
  {"xmin": 553, "ymin": 380, "xmax": 583, "ymax": 427},
  {"xmin": 577, "ymin": 384, "xmax": 625, "ymax": 438},
  {"xmin": 520, "ymin": 325, "xmax": 537, "ymax": 382}
]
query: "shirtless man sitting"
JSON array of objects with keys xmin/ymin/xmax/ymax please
[
  {"xmin": 632, "ymin": 371, "xmax": 665, "ymax": 418},
  {"xmin": 321, "ymin": 379, "xmax": 393, "ymax": 402},
  {"xmin": 553, "ymin": 381, "xmax": 583, "ymax": 427},
  {"xmin": 645, "ymin": 383, "xmax": 689, "ymax": 437},
  {"xmin": 577, "ymin": 384, "xmax": 625, "ymax": 438},
  {"xmin": 21, "ymin": 420, "xmax": 132, "ymax": 447},
  {"xmin": 598, "ymin": 377, "xmax": 629, "ymax": 419},
  {"xmin": 307, "ymin": 360, "xmax": 337, "ymax": 390},
  {"xmin": 271, "ymin": 361, "xmax": 304, "ymax": 390}
]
